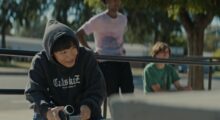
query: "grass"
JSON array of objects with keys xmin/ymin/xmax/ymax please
[
  {"xmin": 213, "ymin": 71, "xmax": 220, "ymax": 77},
  {"xmin": 0, "ymin": 60, "xmax": 30, "ymax": 69},
  {"xmin": 132, "ymin": 67, "xmax": 144, "ymax": 76}
]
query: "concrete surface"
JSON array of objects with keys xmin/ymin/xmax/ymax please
[
  {"xmin": 1, "ymin": 67, "xmax": 220, "ymax": 120},
  {"xmin": 109, "ymin": 90, "xmax": 220, "ymax": 120}
]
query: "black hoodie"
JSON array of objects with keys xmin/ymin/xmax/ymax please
[{"xmin": 25, "ymin": 20, "xmax": 106, "ymax": 119}]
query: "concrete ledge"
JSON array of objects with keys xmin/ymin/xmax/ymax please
[{"xmin": 109, "ymin": 91, "xmax": 220, "ymax": 120}]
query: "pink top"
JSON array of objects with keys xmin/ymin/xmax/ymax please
[{"xmin": 80, "ymin": 10, "xmax": 127, "ymax": 56}]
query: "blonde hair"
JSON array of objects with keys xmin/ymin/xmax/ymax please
[{"xmin": 152, "ymin": 41, "xmax": 171, "ymax": 57}]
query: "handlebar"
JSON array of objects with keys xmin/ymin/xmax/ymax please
[
  {"xmin": 59, "ymin": 105, "xmax": 108, "ymax": 120},
  {"xmin": 59, "ymin": 105, "xmax": 80, "ymax": 120},
  {"xmin": 64, "ymin": 105, "xmax": 74, "ymax": 115}
]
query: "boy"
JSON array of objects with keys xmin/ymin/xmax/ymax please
[
  {"xmin": 143, "ymin": 41, "xmax": 191, "ymax": 93},
  {"xmin": 25, "ymin": 20, "xmax": 106, "ymax": 120}
]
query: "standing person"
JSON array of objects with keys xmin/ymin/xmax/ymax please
[
  {"xmin": 143, "ymin": 41, "xmax": 191, "ymax": 93},
  {"xmin": 25, "ymin": 20, "xmax": 106, "ymax": 120},
  {"xmin": 76, "ymin": 0, "xmax": 134, "ymax": 96}
]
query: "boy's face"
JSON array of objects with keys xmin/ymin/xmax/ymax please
[
  {"xmin": 53, "ymin": 46, "xmax": 78, "ymax": 68},
  {"xmin": 155, "ymin": 48, "xmax": 170, "ymax": 59},
  {"xmin": 106, "ymin": 0, "xmax": 121, "ymax": 12}
]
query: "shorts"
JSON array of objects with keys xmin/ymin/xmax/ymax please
[{"xmin": 98, "ymin": 61, "xmax": 134, "ymax": 96}]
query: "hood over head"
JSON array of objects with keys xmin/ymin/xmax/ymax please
[{"xmin": 42, "ymin": 20, "xmax": 79, "ymax": 62}]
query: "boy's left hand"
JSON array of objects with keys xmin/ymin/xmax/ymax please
[
  {"xmin": 80, "ymin": 105, "xmax": 91, "ymax": 120},
  {"xmin": 183, "ymin": 85, "xmax": 192, "ymax": 90}
]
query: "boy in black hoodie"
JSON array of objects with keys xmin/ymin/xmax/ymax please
[{"xmin": 25, "ymin": 20, "xmax": 106, "ymax": 120}]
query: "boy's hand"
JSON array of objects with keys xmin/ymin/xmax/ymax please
[
  {"xmin": 151, "ymin": 84, "xmax": 161, "ymax": 92},
  {"xmin": 183, "ymin": 85, "xmax": 192, "ymax": 90},
  {"xmin": 80, "ymin": 105, "xmax": 91, "ymax": 120},
  {"xmin": 46, "ymin": 106, "xmax": 64, "ymax": 120}
]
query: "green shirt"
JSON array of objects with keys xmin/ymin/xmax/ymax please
[{"xmin": 143, "ymin": 63, "xmax": 180, "ymax": 93}]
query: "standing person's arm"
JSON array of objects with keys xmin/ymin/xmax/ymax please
[
  {"xmin": 77, "ymin": 16, "xmax": 98, "ymax": 50},
  {"xmin": 122, "ymin": 15, "xmax": 128, "ymax": 55},
  {"xmin": 76, "ymin": 29, "xmax": 92, "ymax": 49}
]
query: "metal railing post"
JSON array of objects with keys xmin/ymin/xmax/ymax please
[{"xmin": 208, "ymin": 58, "xmax": 213, "ymax": 90}]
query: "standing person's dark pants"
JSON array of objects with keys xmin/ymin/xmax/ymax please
[{"xmin": 99, "ymin": 61, "xmax": 134, "ymax": 96}]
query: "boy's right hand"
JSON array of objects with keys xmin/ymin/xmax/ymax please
[
  {"xmin": 151, "ymin": 84, "xmax": 161, "ymax": 92},
  {"xmin": 183, "ymin": 85, "xmax": 192, "ymax": 90},
  {"xmin": 80, "ymin": 105, "xmax": 91, "ymax": 120},
  {"xmin": 46, "ymin": 106, "xmax": 64, "ymax": 120}
]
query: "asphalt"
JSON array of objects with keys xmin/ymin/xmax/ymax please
[
  {"xmin": 0, "ymin": 67, "xmax": 28, "ymax": 75},
  {"xmin": 0, "ymin": 67, "xmax": 113, "ymax": 120},
  {"xmin": 1, "ymin": 67, "xmax": 220, "ymax": 120},
  {"xmin": 0, "ymin": 67, "xmax": 29, "ymax": 119}
]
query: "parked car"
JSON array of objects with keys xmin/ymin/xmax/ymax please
[
  {"xmin": 178, "ymin": 64, "xmax": 188, "ymax": 73},
  {"xmin": 178, "ymin": 64, "xmax": 215, "ymax": 74}
]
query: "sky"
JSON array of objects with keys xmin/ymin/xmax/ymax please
[{"xmin": 211, "ymin": 17, "xmax": 220, "ymax": 26}]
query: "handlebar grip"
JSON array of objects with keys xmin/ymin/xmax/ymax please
[
  {"xmin": 59, "ymin": 105, "xmax": 74, "ymax": 120},
  {"xmin": 59, "ymin": 111, "xmax": 68, "ymax": 120},
  {"xmin": 63, "ymin": 105, "xmax": 74, "ymax": 115}
]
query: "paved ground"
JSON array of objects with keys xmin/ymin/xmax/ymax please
[
  {"xmin": 0, "ymin": 67, "xmax": 220, "ymax": 120},
  {"xmin": 0, "ymin": 67, "xmax": 113, "ymax": 120}
]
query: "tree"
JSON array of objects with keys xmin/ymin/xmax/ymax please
[
  {"xmin": 173, "ymin": 1, "xmax": 217, "ymax": 90},
  {"xmin": 125, "ymin": 7, "xmax": 182, "ymax": 44},
  {"xmin": 52, "ymin": 0, "xmax": 94, "ymax": 28},
  {"xmin": 13, "ymin": 16, "xmax": 48, "ymax": 38},
  {"xmin": 0, "ymin": 0, "xmax": 48, "ymax": 48},
  {"xmin": 52, "ymin": 0, "xmax": 72, "ymax": 24},
  {"xmin": 9, "ymin": 0, "xmax": 94, "ymax": 39},
  {"xmin": 0, "ymin": 0, "xmax": 17, "ymax": 48},
  {"xmin": 123, "ymin": 0, "xmax": 220, "ymax": 90}
]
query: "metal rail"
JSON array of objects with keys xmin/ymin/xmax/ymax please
[
  {"xmin": 0, "ymin": 48, "xmax": 219, "ymax": 94},
  {"xmin": 1, "ymin": 48, "xmax": 220, "ymax": 65},
  {"xmin": 0, "ymin": 48, "xmax": 217, "ymax": 119}
]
